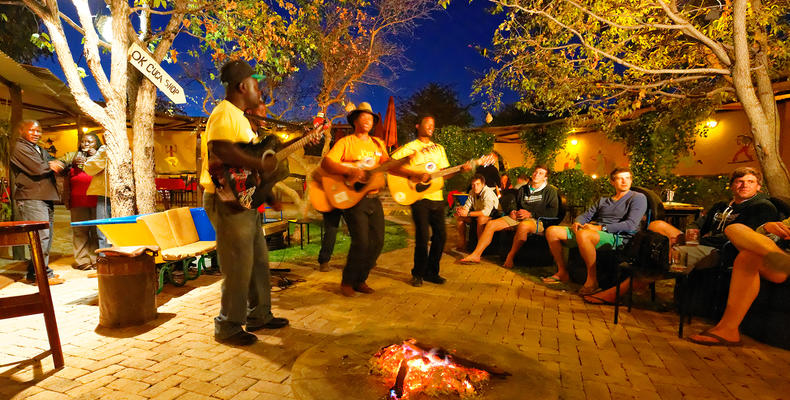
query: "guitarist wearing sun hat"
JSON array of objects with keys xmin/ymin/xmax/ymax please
[
  {"xmin": 391, "ymin": 115, "xmax": 472, "ymax": 287},
  {"xmin": 199, "ymin": 60, "xmax": 289, "ymax": 346},
  {"xmin": 321, "ymin": 102, "xmax": 427, "ymax": 297}
]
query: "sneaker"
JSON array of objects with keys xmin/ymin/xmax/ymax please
[
  {"xmin": 319, "ymin": 262, "xmax": 330, "ymax": 272},
  {"xmin": 247, "ymin": 317, "xmax": 289, "ymax": 331},
  {"xmin": 424, "ymin": 275, "xmax": 446, "ymax": 284},
  {"xmin": 340, "ymin": 283, "xmax": 356, "ymax": 297},
  {"xmin": 354, "ymin": 283, "xmax": 375, "ymax": 294},
  {"xmin": 410, "ymin": 276, "xmax": 423, "ymax": 287},
  {"xmin": 216, "ymin": 331, "xmax": 258, "ymax": 346}
]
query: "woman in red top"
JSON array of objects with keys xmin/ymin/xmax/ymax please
[{"xmin": 67, "ymin": 133, "xmax": 101, "ymax": 270}]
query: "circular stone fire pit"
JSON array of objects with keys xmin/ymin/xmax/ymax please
[{"xmin": 291, "ymin": 328, "xmax": 560, "ymax": 400}]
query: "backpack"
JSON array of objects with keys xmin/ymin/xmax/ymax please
[{"xmin": 619, "ymin": 230, "xmax": 670, "ymax": 277}]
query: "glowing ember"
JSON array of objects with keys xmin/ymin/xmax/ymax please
[{"xmin": 370, "ymin": 339, "xmax": 491, "ymax": 399}]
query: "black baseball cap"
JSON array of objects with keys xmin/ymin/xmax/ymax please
[{"xmin": 220, "ymin": 60, "xmax": 264, "ymax": 89}]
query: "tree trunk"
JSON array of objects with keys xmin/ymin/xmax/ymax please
[
  {"xmin": 105, "ymin": 0, "xmax": 136, "ymax": 216},
  {"xmin": 131, "ymin": 80, "xmax": 158, "ymax": 213},
  {"xmin": 731, "ymin": 0, "xmax": 790, "ymax": 198},
  {"xmin": 105, "ymin": 109, "xmax": 136, "ymax": 217}
]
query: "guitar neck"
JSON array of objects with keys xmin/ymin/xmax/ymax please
[
  {"xmin": 276, "ymin": 131, "xmax": 319, "ymax": 161},
  {"xmin": 432, "ymin": 164, "xmax": 464, "ymax": 179},
  {"xmin": 371, "ymin": 156, "xmax": 411, "ymax": 174}
]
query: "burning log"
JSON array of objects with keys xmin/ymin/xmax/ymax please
[
  {"xmin": 388, "ymin": 360, "xmax": 409, "ymax": 399},
  {"xmin": 412, "ymin": 340, "xmax": 511, "ymax": 379},
  {"xmin": 371, "ymin": 338, "xmax": 510, "ymax": 399}
]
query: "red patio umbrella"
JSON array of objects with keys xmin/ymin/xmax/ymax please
[
  {"xmin": 373, "ymin": 112, "xmax": 385, "ymax": 139},
  {"xmin": 382, "ymin": 96, "xmax": 398, "ymax": 150}
]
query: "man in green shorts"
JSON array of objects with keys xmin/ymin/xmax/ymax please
[{"xmin": 543, "ymin": 167, "xmax": 647, "ymax": 295}]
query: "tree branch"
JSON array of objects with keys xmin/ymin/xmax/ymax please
[
  {"xmin": 72, "ymin": 0, "xmax": 113, "ymax": 97},
  {"xmin": 22, "ymin": 0, "xmax": 108, "ymax": 125},
  {"xmin": 495, "ymin": 0, "xmax": 731, "ymax": 75},
  {"xmin": 654, "ymin": 0, "xmax": 732, "ymax": 67},
  {"xmin": 57, "ymin": 11, "xmax": 111, "ymax": 49}
]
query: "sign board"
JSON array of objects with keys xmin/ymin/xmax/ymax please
[{"xmin": 127, "ymin": 43, "xmax": 186, "ymax": 104}]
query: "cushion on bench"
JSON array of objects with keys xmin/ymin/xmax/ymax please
[
  {"xmin": 138, "ymin": 212, "xmax": 179, "ymax": 250},
  {"xmin": 166, "ymin": 207, "xmax": 200, "ymax": 246},
  {"xmin": 161, "ymin": 241, "xmax": 217, "ymax": 261}
]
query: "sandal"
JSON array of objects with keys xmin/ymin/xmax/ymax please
[
  {"xmin": 688, "ymin": 330, "xmax": 742, "ymax": 347},
  {"xmin": 457, "ymin": 258, "xmax": 480, "ymax": 265},
  {"xmin": 577, "ymin": 285, "xmax": 602, "ymax": 296},
  {"xmin": 541, "ymin": 275, "xmax": 566, "ymax": 285},
  {"xmin": 582, "ymin": 294, "xmax": 616, "ymax": 306}
]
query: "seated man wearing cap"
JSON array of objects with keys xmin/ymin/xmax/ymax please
[
  {"xmin": 199, "ymin": 60, "xmax": 288, "ymax": 346},
  {"xmin": 321, "ymin": 102, "xmax": 425, "ymax": 297}
]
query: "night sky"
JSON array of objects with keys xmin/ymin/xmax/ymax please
[{"xmin": 33, "ymin": 0, "xmax": 509, "ymax": 124}]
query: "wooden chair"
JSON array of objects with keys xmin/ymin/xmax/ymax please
[{"xmin": 0, "ymin": 221, "xmax": 64, "ymax": 368}]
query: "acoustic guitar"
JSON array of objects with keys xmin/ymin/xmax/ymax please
[
  {"xmin": 309, "ymin": 146, "xmax": 434, "ymax": 211},
  {"xmin": 209, "ymin": 123, "xmax": 326, "ymax": 210},
  {"xmin": 386, "ymin": 154, "xmax": 496, "ymax": 205}
]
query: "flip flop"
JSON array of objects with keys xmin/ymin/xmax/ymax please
[
  {"xmin": 688, "ymin": 330, "xmax": 742, "ymax": 347},
  {"xmin": 457, "ymin": 259, "xmax": 480, "ymax": 265},
  {"xmin": 577, "ymin": 286, "xmax": 602, "ymax": 296},
  {"xmin": 541, "ymin": 276, "xmax": 566, "ymax": 285},
  {"xmin": 582, "ymin": 294, "xmax": 616, "ymax": 306}
]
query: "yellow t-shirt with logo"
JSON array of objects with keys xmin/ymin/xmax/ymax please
[
  {"xmin": 199, "ymin": 100, "xmax": 257, "ymax": 193},
  {"xmin": 390, "ymin": 139, "xmax": 450, "ymax": 201},
  {"xmin": 325, "ymin": 134, "xmax": 389, "ymax": 167},
  {"xmin": 325, "ymin": 134, "xmax": 389, "ymax": 195}
]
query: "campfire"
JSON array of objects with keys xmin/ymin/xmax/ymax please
[{"xmin": 369, "ymin": 339, "xmax": 510, "ymax": 399}]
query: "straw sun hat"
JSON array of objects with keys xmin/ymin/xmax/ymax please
[{"xmin": 346, "ymin": 102, "xmax": 380, "ymax": 125}]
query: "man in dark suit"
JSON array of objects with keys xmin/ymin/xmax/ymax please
[{"xmin": 11, "ymin": 120, "xmax": 65, "ymax": 285}]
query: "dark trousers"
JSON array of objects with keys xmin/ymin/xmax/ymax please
[
  {"xmin": 17, "ymin": 199, "xmax": 55, "ymax": 280},
  {"xmin": 342, "ymin": 197, "xmax": 385, "ymax": 287},
  {"xmin": 318, "ymin": 208, "xmax": 344, "ymax": 264},
  {"xmin": 411, "ymin": 199, "xmax": 447, "ymax": 279}
]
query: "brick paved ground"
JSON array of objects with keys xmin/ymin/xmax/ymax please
[{"xmin": 2, "ymin": 214, "xmax": 790, "ymax": 399}]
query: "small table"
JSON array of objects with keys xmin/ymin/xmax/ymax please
[
  {"xmin": 288, "ymin": 219, "xmax": 312, "ymax": 249},
  {"xmin": 0, "ymin": 221, "xmax": 64, "ymax": 368},
  {"xmin": 663, "ymin": 202, "xmax": 704, "ymax": 231}
]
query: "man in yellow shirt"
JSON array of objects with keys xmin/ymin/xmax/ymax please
[
  {"xmin": 321, "ymin": 102, "xmax": 424, "ymax": 296},
  {"xmin": 200, "ymin": 60, "xmax": 288, "ymax": 346},
  {"xmin": 391, "ymin": 115, "xmax": 469, "ymax": 287}
]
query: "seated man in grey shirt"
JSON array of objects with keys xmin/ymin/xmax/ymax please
[
  {"xmin": 455, "ymin": 174, "xmax": 500, "ymax": 252},
  {"xmin": 543, "ymin": 167, "xmax": 647, "ymax": 295}
]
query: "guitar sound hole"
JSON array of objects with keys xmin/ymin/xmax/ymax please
[
  {"xmin": 353, "ymin": 182, "xmax": 366, "ymax": 192},
  {"xmin": 415, "ymin": 183, "xmax": 430, "ymax": 193}
]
